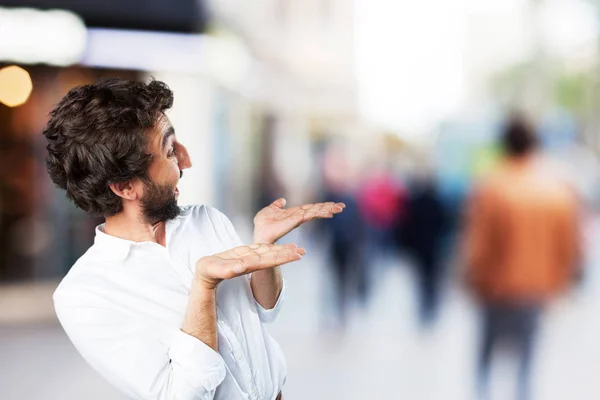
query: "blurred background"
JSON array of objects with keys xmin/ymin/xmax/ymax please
[{"xmin": 2, "ymin": 0, "xmax": 600, "ymax": 399}]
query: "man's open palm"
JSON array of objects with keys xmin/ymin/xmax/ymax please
[
  {"xmin": 196, "ymin": 243, "xmax": 306, "ymax": 289},
  {"xmin": 253, "ymin": 198, "xmax": 345, "ymax": 244}
]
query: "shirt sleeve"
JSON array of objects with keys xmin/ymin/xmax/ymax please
[
  {"xmin": 54, "ymin": 293, "xmax": 226, "ymax": 400},
  {"xmin": 212, "ymin": 207, "xmax": 286, "ymax": 323}
]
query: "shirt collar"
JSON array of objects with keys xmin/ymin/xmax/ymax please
[
  {"xmin": 94, "ymin": 213, "xmax": 183, "ymax": 261},
  {"xmin": 94, "ymin": 224, "xmax": 134, "ymax": 261}
]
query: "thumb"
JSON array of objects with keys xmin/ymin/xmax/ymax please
[{"xmin": 272, "ymin": 198, "xmax": 286, "ymax": 209}]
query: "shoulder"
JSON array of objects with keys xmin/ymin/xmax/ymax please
[
  {"xmin": 53, "ymin": 247, "xmax": 114, "ymax": 310},
  {"xmin": 52, "ymin": 239, "xmax": 131, "ymax": 310}
]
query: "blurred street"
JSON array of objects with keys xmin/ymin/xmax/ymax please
[
  {"xmin": 3, "ymin": 223, "xmax": 600, "ymax": 400},
  {"xmin": 2, "ymin": 1, "xmax": 600, "ymax": 399}
]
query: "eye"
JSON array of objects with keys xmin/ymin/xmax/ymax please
[{"xmin": 167, "ymin": 144, "xmax": 177, "ymax": 157}]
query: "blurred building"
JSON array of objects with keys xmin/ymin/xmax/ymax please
[{"xmin": 210, "ymin": 0, "xmax": 367, "ymax": 209}]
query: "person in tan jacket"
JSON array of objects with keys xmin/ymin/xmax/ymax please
[{"xmin": 463, "ymin": 115, "xmax": 580, "ymax": 400}]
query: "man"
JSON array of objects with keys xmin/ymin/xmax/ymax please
[
  {"xmin": 463, "ymin": 115, "xmax": 580, "ymax": 400},
  {"xmin": 43, "ymin": 78, "xmax": 345, "ymax": 400}
]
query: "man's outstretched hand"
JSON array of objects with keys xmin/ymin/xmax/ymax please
[
  {"xmin": 253, "ymin": 198, "xmax": 345, "ymax": 244},
  {"xmin": 195, "ymin": 243, "xmax": 306, "ymax": 290}
]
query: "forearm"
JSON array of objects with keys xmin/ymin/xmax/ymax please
[
  {"xmin": 251, "ymin": 232, "xmax": 284, "ymax": 309},
  {"xmin": 250, "ymin": 266, "xmax": 283, "ymax": 310},
  {"xmin": 182, "ymin": 279, "xmax": 218, "ymax": 351}
]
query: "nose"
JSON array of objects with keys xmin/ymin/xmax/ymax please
[{"xmin": 177, "ymin": 144, "xmax": 192, "ymax": 170}]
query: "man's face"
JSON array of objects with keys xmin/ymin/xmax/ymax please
[{"xmin": 140, "ymin": 114, "xmax": 192, "ymax": 224}]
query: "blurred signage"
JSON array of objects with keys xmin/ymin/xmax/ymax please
[
  {"xmin": 0, "ymin": 7, "xmax": 86, "ymax": 66},
  {"xmin": 0, "ymin": 0, "xmax": 207, "ymax": 33}
]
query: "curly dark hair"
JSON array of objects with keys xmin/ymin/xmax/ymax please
[{"xmin": 42, "ymin": 78, "xmax": 174, "ymax": 217}]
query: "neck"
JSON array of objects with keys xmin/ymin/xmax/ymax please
[
  {"xmin": 104, "ymin": 208, "xmax": 167, "ymax": 246},
  {"xmin": 507, "ymin": 151, "xmax": 535, "ymax": 164}
]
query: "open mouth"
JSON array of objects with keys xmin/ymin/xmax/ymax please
[{"xmin": 175, "ymin": 187, "xmax": 179, "ymax": 195}]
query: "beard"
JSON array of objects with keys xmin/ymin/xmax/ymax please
[{"xmin": 140, "ymin": 179, "xmax": 180, "ymax": 224}]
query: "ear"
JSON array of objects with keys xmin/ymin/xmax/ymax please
[{"xmin": 109, "ymin": 180, "xmax": 142, "ymax": 201}]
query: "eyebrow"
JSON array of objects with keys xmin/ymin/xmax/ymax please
[{"xmin": 161, "ymin": 126, "xmax": 175, "ymax": 152}]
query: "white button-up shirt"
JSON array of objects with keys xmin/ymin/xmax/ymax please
[{"xmin": 53, "ymin": 205, "xmax": 287, "ymax": 400}]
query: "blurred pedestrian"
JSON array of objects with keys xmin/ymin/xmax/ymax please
[
  {"xmin": 463, "ymin": 114, "xmax": 580, "ymax": 400},
  {"xmin": 317, "ymin": 143, "xmax": 367, "ymax": 330},
  {"xmin": 397, "ymin": 175, "xmax": 447, "ymax": 327},
  {"xmin": 357, "ymin": 166, "xmax": 407, "ymax": 267}
]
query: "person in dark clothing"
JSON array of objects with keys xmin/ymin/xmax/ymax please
[
  {"xmin": 320, "ymin": 190, "xmax": 366, "ymax": 328},
  {"xmin": 397, "ymin": 177, "xmax": 447, "ymax": 327},
  {"xmin": 316, "ymin": 143, "xmax": 367, "ymax": 330}
]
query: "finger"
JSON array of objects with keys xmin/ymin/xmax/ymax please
[
  {"xmin": 270, "ymin": 198, "xmax": 287, "ymax": 209},
  {"xmin": 302, "ymin": 202, "xmax": 337, "ymax": 219},
  {"xmin": 292, "ymin": 208, "xmax": 324, "ymax": 221},
  {"xmin": 234, "ymin": 247, "xmax": 306, "ymax": 274},
  {"xmin": 291, "ymin": 202, "xmax": 345, "ymax": 222},
  {"xmin": 252, "ymin": 243, "xmax": 297, "ymax": 255},
  {"xmin": 216, "ymin": 245, "xmax": 258, "ymax": 259},
  {"xmin": 313, "ymin": 201, "xmax": 345, "ymax": 213},
  {"xmin": 236, "ymin": 243, "xmax": 297, "ymax": 258},
  {"xmin": 299, "ymin": 202, "xmax": 331, "ymax": 211},
  {"xmin": 321, "ymin": 202, "xmax": 345, "ymax": 215},
  {"xmin": 303, "ymin": 202, "xmax": 332, "ymax": 215},
  {"xmin": 332, "ymin": 202, "xmax": 345, "ymax": 212},
  {"xmin": 300, "ymin": 201, "xmax": 345, "ymax": 210},
  {"xmin": 216, "ymin": 243, "xmax": 296, "ymax": 259}
]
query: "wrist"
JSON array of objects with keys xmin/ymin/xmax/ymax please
[
  {"xmin": 193, "ymin": 275, "xmax": 219, "ymax": 292},
  {"xmin": 194, "ymin": 259, "xmax": 220, "ymax": 291},
  {"xmin": 253, "ymin": 233, "xmax": 275, "ymax": 244}
]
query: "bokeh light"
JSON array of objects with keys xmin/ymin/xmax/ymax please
[{"xmin": 0, "ymin": 65, "xmax": 33, "ymax": 107}]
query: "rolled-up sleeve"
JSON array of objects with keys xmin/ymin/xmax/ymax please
[
  {"xmin": 169, "ymin": 330, "xmax": 227, "ymax": 393},
  {"xmin": 55, "ymin": 295, "xmax": 226, "ymax": 400}
]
